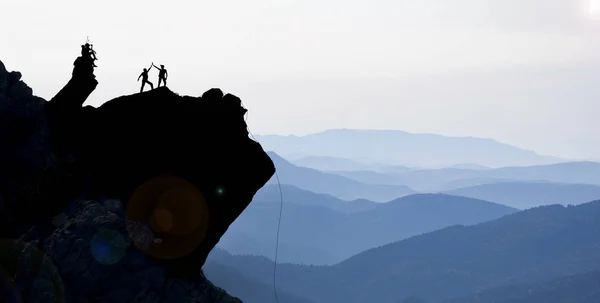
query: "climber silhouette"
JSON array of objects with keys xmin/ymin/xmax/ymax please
[
  {"xmin": 73, "ymin": 43, "xmax": 96, "ymax": 77},
  {"xmin": 151, "ymin": 63, "xmax": 168, "ymax": 87},
  {"xmin": 81, "ymin": 43, "xmax": 97, "ymax": 67},
  {"xmin": 137, "ymin": 65, "xmax": 154, "ymax": 93},
  {"xmin": 88, "ymin": 44, "xmax": 98, "ymax": 61}
]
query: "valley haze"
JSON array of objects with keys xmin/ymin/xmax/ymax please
[{"xmin": 255, "ymin": 129, "xmax": 566, "ymax": 168}]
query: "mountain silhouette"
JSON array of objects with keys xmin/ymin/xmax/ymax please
[
  {"xmin": 267, "ymin": 151, "xmax": 415, "ymax": 202},
  {"xmin": 332, "ymin": 161, "xmax": 600, "ymax": 191},
  {"xmin": 217, "ymin": 191, "xmax": 516, "ymax": 264},
  {"xmin": 327, "ymin": 169, "xmax": 412, "ymax": 186},
  {"xmin": 217, "ymin": 229, "xmax": 340, "ymax": 265},
  {"xmin": 293, "ymin": 155, "xmax": 412, "ymax": 173},
  {"xmin": 446, "ymin": 270, "xmax": 600, "ymax": 303},
  {"xmin": 254, "ymin": 184, "xmax": 378, "ymax": 213},
  {"xmin": 433, "ymin": 177, "xmax": 521, "ymax": 191},
  {"xmin": 256, "ymin": 129, "xmax": 562, "ymax": 168},
  {"xmin": 445, "ymin": 181, "xmax": 600, "ymax": 209},
  {"xmin": 293, "ymin": 155, "xmax": 375, "ymax": 171},
  {"xmin": 211, "ymin": 200, "xmax": 600, "ymax": 303},
  {"xmin": 448, "ymin": 163, "xmax": 491, "ymax": 170},
  {"xmin": 204, "ymin": 255, "xmax": 316, "ymax": 303},
  {"xmin": 0, "ymin": 56, "xmax": 274, "ymax": 301}
]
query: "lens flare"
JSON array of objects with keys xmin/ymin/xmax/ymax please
[{"xmin": 90, "ymin": 230, "xmax": 127, "ymax": 265}]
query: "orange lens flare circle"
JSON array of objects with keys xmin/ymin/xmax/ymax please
[
  {"xmin": 150, "ymin": 208, "xmax": 173, "ymax": 232},
  {"xmin": 126, "ymin": 175, "xmax": 210, "ymax": 260}
]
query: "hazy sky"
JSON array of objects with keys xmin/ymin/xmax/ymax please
[{"xmin": 3, "ymin": 0, "xmax": 600, "ymax": 159}]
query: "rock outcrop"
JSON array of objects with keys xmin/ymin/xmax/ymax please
[
  {"xmin": 0, "ymin": 60, "xmax": 53, "ymax": 237},
  {"xmin": 0, "ymin": 57, "xmax": 275, "ymax": 302},
  {"xmin": 16, "ymin": 199, "xmax": 242, "ymax": 303}
]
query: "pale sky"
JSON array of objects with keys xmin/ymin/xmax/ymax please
[{"xmin": 3, "ymin": 0, "xmax": 600, "ymax": 159}]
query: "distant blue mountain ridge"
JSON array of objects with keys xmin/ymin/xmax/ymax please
[
  {"xmin": 218, "ymin": 184, "xmax": 517, "ymax": 265},
  {"xmin": 256, "ymin": 129, "xmax": 563, "ymax": 168}
]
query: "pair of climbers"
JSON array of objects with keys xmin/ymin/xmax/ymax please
[
  {"xmin": 81, "ymin": 43, "xmax": 98, "ymax": 67},
  {"xmin": 138, "ymin": 63, "xmax": 168, "ymax": 93},
  {"xmin": 72, "ymin": 41, "xmax": 98, "ymax": 79}
]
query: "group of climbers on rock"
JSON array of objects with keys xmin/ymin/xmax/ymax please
[
  {"xmin": 138, "ymin": 62, "xmax": 168, "ymax": 93},
  {"xmin": 72, "ymin": 38, "xmax": 169, "ymax": 93}
]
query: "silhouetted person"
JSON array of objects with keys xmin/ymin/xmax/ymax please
[
  {"xmin": 88, "ymin": 44, "xmax": 98, "ymax": 61},
  {"xmin": 151, "ymin": 63, "xmax": 168, "ymax": 87},
  {"xmin": 81, "ymin": 44, "xmax": 97, "ymax": 67},
  {"xmin": 138, "ymin": 65, "xmax": 154, "ymax": 93},
  {"xmin": 74, "ymin": 43, "xmax": 96, "ymax": 77}
]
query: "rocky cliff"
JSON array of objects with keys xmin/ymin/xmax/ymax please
[{"xmin": 0, "ymin": 58, "xmax": 275, "ymax": 302}]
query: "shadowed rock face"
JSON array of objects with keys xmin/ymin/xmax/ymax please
[
  {"xmin": 0, "ymin": 60, "xmax": 53, "ymax": 237},
  {"xmin": 0, "ymin": 58, "xmax": 275, "ymax": 301},
  {"xmin": 17, "ymin": 199, "xmax": 243, "ymax": 303},
  {"xmin": 46, "ymin": 85, "xmax": 275, "ymax": 276}
]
